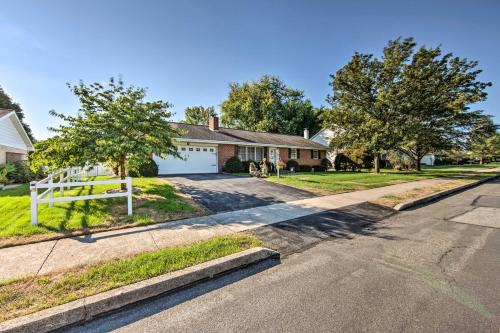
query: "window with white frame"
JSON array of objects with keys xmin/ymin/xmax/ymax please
[
  {"xmin": 290, "ymin": 148, "xmax": 298, "ymax": 159},
  {"xmin": 238, "ymin": 146, "xmax": 265, "ymax": 161},
  {"xmin": 313, "ymin": 150, "xmax": 319, "ymax": 159}
]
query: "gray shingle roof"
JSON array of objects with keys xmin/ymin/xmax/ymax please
[{"xmin": 170, "ymin": 123, "xmax": 328, "ymax": 149}]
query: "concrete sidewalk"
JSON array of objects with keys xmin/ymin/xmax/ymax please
[{"xmin": 0, "ymin": 177, "xmax": 480, "ymax": 280}]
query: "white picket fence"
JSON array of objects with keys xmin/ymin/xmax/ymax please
[{"xmin": 30, "ymin": 167, "xmax": 132, "ymax": 226}]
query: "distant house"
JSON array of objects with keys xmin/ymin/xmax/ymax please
[
  {"xmin": 152, "ymin": 116, "xmax": 328, "ymax": 174},
  {"xmin": 0, "ymin": 109, "xmax": 34, "ymax": 164},
  {"xmin": 311, "ymin": 127, "xmax": 436, "ymax": 167}
]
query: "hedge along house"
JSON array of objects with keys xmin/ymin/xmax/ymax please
[
  {"xmin": 153, "ymin": 116, "xmax": 328, "ymax": 175},
  {"xmin": 0, "ymin": 109, "xmax": 34, "ymax": 164}
]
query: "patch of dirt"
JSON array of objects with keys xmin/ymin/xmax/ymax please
[{"xmin": 371, "ymin": 179, "xmax": 472, "ymax": 208}]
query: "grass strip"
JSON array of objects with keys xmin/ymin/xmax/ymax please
[{"xmin": 0, "ymin": 234, "xmax": 262, "ymax": 322}]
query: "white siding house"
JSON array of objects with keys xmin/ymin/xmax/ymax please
[
  {"xmin": 0, "ymin": 109, "xmax": 34, "ymax": 164},
  {"xmin": 311, "ymin": 127, "xmax": 436, "ymax": 167}
]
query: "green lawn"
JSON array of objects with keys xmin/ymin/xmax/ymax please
[
  {"xmin": 267, "ymin": 163, "xmax": 499, "ymax": 195},
  {"xmin": 0, "ymin": 177, "xmax": 199, "ymax": 241},
  {"xmin": 0, "ymin": 234, "xmax": 261, "ymax": 322}
]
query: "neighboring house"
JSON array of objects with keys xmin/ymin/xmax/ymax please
[
  {"xmin": 311, "ymin": 127, "xmax": 436, "ymax": 167},
  {"xmin": 310, "ymin": 128, "xmax": 337, "ymax": 165},
  {"xmin": 153, "ymin": 116, "xmax": 328, "ymax": 174},
  {"xmin": 0, "ymin": 109, "xmax": 34, "ymax": 164}
]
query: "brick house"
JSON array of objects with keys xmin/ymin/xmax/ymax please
[{"xmin": 153, "ymin": 116, "xmax": 328, "ymax": 174}]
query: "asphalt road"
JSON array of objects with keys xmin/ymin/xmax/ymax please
[{"xmin": 65, "ymin": 178, "xmax": 500, "ymax": 333}]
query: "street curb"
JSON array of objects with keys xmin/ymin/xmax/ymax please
[
  {"xmin": 394, "ymin": 174, "xmax": 500, "ymax": 211},
  {"xmin": 0, "ymin": 247, "xmax": 279, "ymax": 333}
]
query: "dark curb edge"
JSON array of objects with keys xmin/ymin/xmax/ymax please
[
  {"xmin": 394, "ymin": 174, "xmax": 500, "ymax": 211},
  {"xmin": 0, "ymin": 247, "xmax": 279, "ymax": 333}
]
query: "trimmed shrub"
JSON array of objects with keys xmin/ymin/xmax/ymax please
[
  {"xmin": 312, "ymin": 165, "xmax": 326, "ymax": 172},
  {"xmin": 224, "ymin": 156, "xmax": 243, "ymax": 173},
  {"xmin": 242, "ymin": 160, "xmax": 255, "ymax": 173},
  {"xmin": 286, "ymin": 159, "xmax": 299, "ymax": 171},
  {"xmin": 320, "ymin": 158, "xmax": 332, "ymax": 170},
  {"xmin": 8, "ymin": 160, "xmax": 36, "ymax": 183},
  {"xmin": 298, "ymin": 164, "xmax": 312, "ymax": 172},
  {"xmin": 128, "ymin": 158, "xmax": 159, "ymax": 177},
  {"xmin": 334, "ymin": 153, "xmax": 358, "ymax": 171}
]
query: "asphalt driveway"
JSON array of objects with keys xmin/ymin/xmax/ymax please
[{"xmin": 164, "ymin": 174, "xmax": 317, "ymax": 213}]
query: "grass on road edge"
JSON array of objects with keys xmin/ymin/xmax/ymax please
[
  {"xmin": 266, "ymin": 164, "xmax": 499, "ymax": 195},
  {"xmin": 0, "ymin": 234, "xmax": 262, "ymax": 322}
]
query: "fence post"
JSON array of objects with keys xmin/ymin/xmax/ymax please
[
  {"xmin": 126, "ymin": 177, "xmax": 133, "ymax": 216},
  {"xmin": 48, "ymin": 174, "xmax": 54, "ymax": 207},
  {"xmin": 30, "ymin": 181, "xmax": 38, "ymax": 226},
  {"xmin": 59, "ymin": 172, "xmax": 64, "ymax": 197}
]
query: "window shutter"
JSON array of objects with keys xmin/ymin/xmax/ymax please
[
  {"xmin": 311, "ymin": 150, "xmax": 314, "ymax": 159},
  {"xmin": 288, "ymin": 148, "xmax": 291, "ymax": 158},
  {"xmin": 297, "ymin": 149, "xmax": 300, "ymax": 159}
]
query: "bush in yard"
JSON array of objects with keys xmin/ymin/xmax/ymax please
[
  {"xmin": 128, "ymin": 158, "xmax": 159, "ymax": 177},
  {"xmin": 242, "ymin": 160, "xmax": 255, "ymax": 173},
  {"xmin": 320, "ymin": 158, "xmax": 332, "ymax": 170},
  {"xmin": 8, "ymin": 160, "xmax": 35, "ymax": 183},
  {"xmin": 312, "ymin": 165, "xmax": 326, "ymax": 172},
  {"xmin": 298, "ymin": 164, "xmax": 312, "ymax": 172},
  {"xmin": 286, "ymin": 159, "xmax": 299, "ymax": 171},
  {"xmin": 335, "ymin": 153, "xmax": 358, "ymax": 171},
  {"xmin": 224, "ymin": 156, "xmax": 243, "ymax": 173}
]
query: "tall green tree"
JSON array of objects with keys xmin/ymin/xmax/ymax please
[
  {"xmin": 220, "ymin": 75, "xmax": 321, "ymax": 136},
  {"xmin": 34, "ymin": 78, "xmax": 179, "ymax": 190},
  {"xmin": 393, "ymin": 41, "xmax": 491, "ymax": 170},
  {"xmin": 468, "ymin": 115, "xmax": 498, "ymax": 163},
  {"xmin": 324, "ymin": 38, "xmax": 415, "ymax": 172},
  {"xmin": 324, "ymin": 37, "xmax": 491, "ymax": 172},
  {"xmin": 0, "ymin": 85, "xmax": 35, "ymax": 141},
  {"xmin": 184, "ymin": 106, "xmax": 216, "ymax": 125}
]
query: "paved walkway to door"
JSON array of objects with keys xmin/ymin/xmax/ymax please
[{"xmin": 0, "ymin": 176, "xmax": 476, "ymax": 281}]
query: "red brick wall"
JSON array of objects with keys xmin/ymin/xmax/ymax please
[
  {"xmin": 279, "ymin": 148, "xmax": 324, "ymax": 166},
  {"xmin": 218, "ymin": 144, "xmax": 236, "ymax": 172}
]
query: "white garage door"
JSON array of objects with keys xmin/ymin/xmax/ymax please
[{"xmin": 153, "ymin": 145, "xmax": 217, "ymax": 175}]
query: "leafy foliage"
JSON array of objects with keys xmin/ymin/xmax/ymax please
[
  {"xmin": 286, "ymin": 159, "xmax": 299, "ymax": 170},
  {"xmin": 128, "ymin": 159, "xmax": 159, "ymax": 177},
  {"xmin": 32, "ymin": 78, "xmax": 179, "ymax": 189},
  {"xmin": 184, "ymin": 106, "xmax": 216, "ymax": 125},
  {"xmin": 298, "ymin": 164, "xmax": 312, "ymax": 172},
  {"xmin": 224, "ymin": 156, "xmax": 243, "ymax": 173},
  {"xmin": 324, "ymin": 37, "xmax": 492, "ymax": 171},
  {"xmin": 221, "ymin": 75, "xmax": 322, "ymax": 136},
  {"xmin": 468, "ymin": 115, "xmax": 499, "ymax": 163},
  {"xmin": 0, "ymin": 85, "xmax": 34, "ymax": 141}
]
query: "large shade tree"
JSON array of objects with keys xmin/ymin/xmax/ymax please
[
  {"xmin": 31, "ymin": 78, "xmax": 179, "ymax": 190},
  {"xmin": 183, "ymin": 106, "xmax": 216, "ymax": 125},
  {"xmin": 468, "ymin": 116, "xmax": 499, "ymax": 163},
  {"xmin": 324, "ymin": 37, "xmax": 491, "ymax": 171},
  {"xmin": 324, "ymin": 38, "xmax": 415, "ymax": 172},
  {"xmin": 0, "ymin": 85, "xmax": 35, "ymax": 141},
  {"xmin": 220, "ymin": 75, "xmax": 322, "ymax": 136}
]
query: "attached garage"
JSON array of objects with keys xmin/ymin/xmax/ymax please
[{"xmin": 153, "ymin": 145, "xmax": 217, "ymax": 175}]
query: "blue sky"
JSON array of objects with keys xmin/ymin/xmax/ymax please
[{"xmin": 1, "ymin": 0, "xmax": 499, "ymax": 139}]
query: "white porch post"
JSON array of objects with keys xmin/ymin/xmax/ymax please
[{"xmin": 30, "ymin": 181, "xmax": 38, "ymax": 225}]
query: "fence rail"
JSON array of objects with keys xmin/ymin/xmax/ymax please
[{"xmin": 30, "ymin": 167, "xmax": 132, "ymax": 226}]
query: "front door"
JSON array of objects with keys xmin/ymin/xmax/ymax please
[{"xmin": 268, "ymin": 148, "xmax": 279, "ymax": 164}]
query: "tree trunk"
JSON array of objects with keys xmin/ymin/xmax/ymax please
[
  {"xmin": 119, "ymin": 156, "xmax": 126, "ymax": 191},
  {"xmin": 415, "ymin": 156, "xmax": 421, "ymax": 171},
  {"xmin": 480, "ymin": 156, "xmax": 484, "ymax": 165},
  {"xmin": 374, "ymin": 153, "xmax": 381, "ymax": 174}
]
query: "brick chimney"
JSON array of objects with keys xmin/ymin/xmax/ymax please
[
  {"xmin": 304, "ymin": 128, "xmax": 309, "ymax": 139},
  {"xmin": 209, "ymin": 116, "xmax": 219, "ymax": 131}
]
